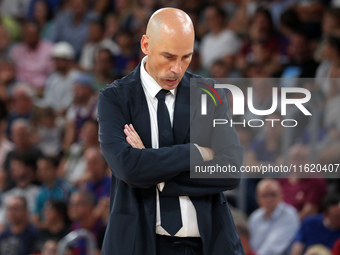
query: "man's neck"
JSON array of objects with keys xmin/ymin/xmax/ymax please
[
  {"xmin": 11, "ymin": 221, "xmax": 28, "ymax": 235},
  {"xmin": 16, "ymin": 179, "xmax": 31, "ymax": 189}
]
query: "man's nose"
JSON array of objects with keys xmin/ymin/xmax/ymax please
[{"xmin": 170, "ymin": 60, "xmax": 182, "ymax": 74}]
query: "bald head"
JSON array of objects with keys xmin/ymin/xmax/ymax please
[
  {"xmin": 146, "ymin": 8, "xmax": 194, "ymax": 44},
  {"xmin": 256, "ymin": 179, "xmax": 282, "ymax": 214},
  {"xmin": 141, "ymin": 8, "xmax": 195, "ymax": 90},
  {"xmin": 257, "ymin": 179, "xmax": 282, "ymax": 194}
]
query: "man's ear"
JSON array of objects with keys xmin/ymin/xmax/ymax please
[{"xmin": 141, "ymin": 35, "xmax": 149, "ymax": 55}]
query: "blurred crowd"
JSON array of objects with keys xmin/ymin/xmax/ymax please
[{"xmin": 0, "ymin": 0, "xmax": 339, "ymax": 254}]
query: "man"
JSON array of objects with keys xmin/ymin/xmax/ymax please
[
  {"xmin": 290, "ymin": 194, "xmax": 340, "ymax": 255},
  {"xmin": 10, "ymin": 20, "xmax": 53, "ymax": 93},
  {"xmin": 97, "ymin": 8, "xmax": 244, "ymax": 255},
  {"xmin": 249, "ymin": 179, "xmax": 300, "ymax": 255},
  {"xmin": 48, "ymin": 0, "xmax": 99, "ymax": 60},
  {"xmin": 68, "ymin": 190, "xmax": 104, "ymax": 254},
  {"xmin": 0, "ymin": 153, "xmax": 40, "ymax": 226},
  {"xmin": 63, "ymin": 72, "xmax": 97, "ymax": 151},
  {"xmin": 0, "ymin": 196, "xmax": 39, "ymax": 255},
  {"xmin": 35, "ymin": 42, "xmax": 79, "ymax": 115},
  {"xmin": 84, "ymin": 147, "xmax": 110, "ymax": 202},
  {"xmin": 3, "ymin": 119, "xmax": 42, "ymax": 190},
  {"xmin": 79, "ymin": 20, "xmax": 120, "ymax": 72},
  {"xmin": 33, "ymin": 155, "xmax": 73, "ymax": 227},
  {"xmin": 6, "ymin": 84, "xmax": 35, "ymax": 138},
  {"xmin": 199, "ymin": 4, "xmax": 240, "ymax": 70}
]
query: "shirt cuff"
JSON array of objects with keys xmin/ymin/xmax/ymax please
[
  {"xmin": 157, "ymin": 182, "xmax": 165, "ymax": 192},
  {"xmin": 193, "ymin": 143, "xmax": 203, "ymax": 159}
]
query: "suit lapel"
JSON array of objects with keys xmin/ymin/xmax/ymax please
[
  {"xmin": 173, "ymin": 75, "xmax": 190, "ymax": 144},
  {"xmin": 128, "ymin": 64, "xmax": 152, "ymax": 148}
]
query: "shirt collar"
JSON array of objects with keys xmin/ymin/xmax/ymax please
[
  {"xmin": 140, "ymin": 56, "xmax": 176, "ymax": 98},
  {"xmin": 269, "ymin": 202, "xmax": 285, "ymax": 220}
]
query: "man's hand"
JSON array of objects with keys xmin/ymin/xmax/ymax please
[
  {"xmin": 124, "ymin": 124, "xmax": 145, "ymax": 149},
  {"xmin": 198, "ymin": 146, "xmax": 215, "ymax": 162}
]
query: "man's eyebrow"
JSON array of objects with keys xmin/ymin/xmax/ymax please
[
  {"xmin": 161, "ymin": 52, "xmax": 194, "ymax": 57},
  {"xmin": 183, "ymin": 52, "xmax": 194, "ymax": 57},
  {"xmin": 162, "ymin": 52, "xmax": 177, "ymax": 57}
]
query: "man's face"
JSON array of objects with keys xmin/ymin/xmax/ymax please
[
  {"xmin": 73, "ymin": 84, "xmax": 92, "ymax": 104},
  {"xmin": 68, "ymin": 194, "xmax": 90, "ymax": 221},
  {"xmin": 37, "ymin": 159, "xmax": 56, "ymax": 184},
  {"xmin": 141, "ymin": 30, "xmax": 194, "ymax": 90},
  {"xmin": 257, "ymin": 182, "xmax": 282, "ymax": 214},
  {"xmin": 6, "ymin": 198, "xmax": 27, "ymax": 224},
  {"xmin": 54, "ymin": 58, "xmax": 71, "ymax": 73},
  {"xmin": 22, "ymin": 23, "xmax": 40, "ymax": 48},
  {"xmin": 85, "ymin": 150, "xmax": 107, "ymax": 181},
  {"xmin": 95, "ymin": 51, "xmax": 112, "ymax": 74}
]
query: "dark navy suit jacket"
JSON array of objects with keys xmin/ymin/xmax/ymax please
[{"xmin": 97, "ymin": 63, "xmax": 245, "ymax": 255}]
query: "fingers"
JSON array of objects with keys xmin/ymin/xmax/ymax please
[{"xmin": 124, "ymin": 124, "xmax": 145, "ymax": 149}]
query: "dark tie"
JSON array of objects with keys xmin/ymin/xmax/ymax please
[{"xmin": 156, "ymin": 89, "xmax": 182, "ymax": 236}]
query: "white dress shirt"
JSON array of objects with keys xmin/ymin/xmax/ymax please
[{"xmin": 140, "ymin": 56, "xmax": 200, "ymax": 237}]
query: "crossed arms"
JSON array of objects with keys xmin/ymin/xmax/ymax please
[{"xmin": 97, "ymin": 87, "xmax": 243, "ymax": 196}]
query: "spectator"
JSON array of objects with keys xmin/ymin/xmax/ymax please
[
  {"xmin": 0, "ymin": 25, "xmax": 13, "ymax": 60},
  {"xmin": 10, "ymin": 20, "xmax": 54, "ymax": 93},
  {"xmin": 210, "ymin": 59, "xmax": 229, "ymax": 79},
  {"xmin": 236, "ymin": 223, "xmax": 257, "ymax": 255},
  {"xmin": 63, "ymin": 72, "xmax": 97, "ymax": 151},
  {"xmin": 279, "ymin": 144, "xmax": 328, "ymax": 220},
  {"xmin": 316, "ymin": 36, "xmax": 340, "ymax": 98},
  {"xmin": 200, "ymin": 4, "xmax": 240, "ymax": 70},
  {"xmin": 0, "ymin": 0, "xmax": 31, "ymax": 20},
  {"xmin": 237, "ymin": 7, "xmax": 281, "ymax": 75},
  {"xmin": 48, "ymin": 0, "xmax": 99, "ymax": 59},
  {"xmin": 316, "ymin": 68, "xmax": 340, "ymax": 165},
  {"xmin": 35, "ymin": 42, "xmax": 78, "ymax": 115},
  {"xmin": 0, "ymin": 153, "xmax": 40, "ymax": 226},
  {"xmin": 280, "ymin": 28, "xmax": 319, "ymax": 79},
  {"xmin": 103, "ymin": 13, "xmax": 120, "ymax": 40},
  {"xmin": 114, "ymin": 29, "xmax": 139, "ymax": 77},
  {"xmin": 0, "ymin": 60, "xmax": 17, "ymax": 104},
  {"xmin": 68, "ymin": 191, "xmax": 104, "ymax": 240},
  {"xmin": 28, "ymin": 0, "xmax": 62, "ymax": 19},
  {"xmin": 79, "ymin": 20, "xmax": 120, "ymax": 72},
  {"xmin": 3, "ymin": 119, "xmax": 42, "ymax": 190},
  {"xmin": 0, "ymin": 100, "xmax": 13, "ymax": 187},
  {"xmin": 31, "ymin": 0, "xmax": 55, "ymax": 39},
  {"xmin": 34, "ymin": 200, "xmax": 70, "ymax": 253},
  {"xmin": 59, "ymin": 119, "xmax": 99, "ymax": 185},
  {"xmin": 35, "ymin": 107, "xmax": 63, "ymax": 157},
  {"xmin": 279, "ymin": 9, "xmax": 301, "ymax": 40},
  {"xmin": 290, "ymin": 194, "xmax": 340, "ymax": 255},
  {"xmin": 322, "ymin": 8, "xmax": 340, "ymax": 37},
  {"xmin": 0, "ymin": 196, "xmax": 39, "ymax": 255},
  {"xmin": 244, "ymin": 112, "xmax": 283, "ymax": 166},
  {"xmin": 6, "ymin": 84, "xmax": 35, "ymax": 137},
  {"xmin": 33, "ymin": 156, "xmax": 73, "ymax": 227},
  {"xmin": 93, "ymin": 48, "xmax": 117, "ymax": 92},
  {"xmin": 249, "ymin": 179, "xmax": 299, "ymax": 255},
  {"xmin": 333, "ymin": 238, "xmax": 340, "ymax": 255},
  {"xmin": 83, "ymin": 147, "xmax": 110, "ymax": 203}
]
